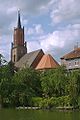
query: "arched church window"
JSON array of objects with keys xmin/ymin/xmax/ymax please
[{"xmin": 14, "ymin": 55, "xmax": 16, "ymax": 62}]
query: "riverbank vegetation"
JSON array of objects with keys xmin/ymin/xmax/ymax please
[{"xmin": 0, "ymin": 55, "xmax": 80, "ymax": 109}]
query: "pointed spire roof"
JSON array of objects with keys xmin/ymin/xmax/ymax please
[
  {"xmin": 36, "ymin": 54, "xmax": 59, "ymax": 70},
  {"xmin": 17, "ymin": 10, "xmax": 21, "ymax": 28}
]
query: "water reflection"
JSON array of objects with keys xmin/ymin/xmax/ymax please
[{"xmin": 0, "ymin": 109, "xmax": 80, "ymax": 120}]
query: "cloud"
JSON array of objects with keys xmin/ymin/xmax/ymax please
[
  {"xmin": 0, "ymin": 0, "xmax": 51, "ymax": 35},
  {"xmin": 0, "ymin": 0, "xmax": 51, "ymax": 60},
  {"xmin": 7, "ymin": 7, "xmax": 17, "ymax": 14},
  {"xmin": 16, "ymin": 0, "xmax": 52, "ymax": 14},
  {"xmin": 0, "ymin": 0, "xmax": 80, "ymax": 63},
  {"xmin": 27, "ymin": 24, "xmax": 44, "ymax": 35},
  {"xmin": 28, "ymin": 23, "xmax": 80, "ymax": 61},
  {"xmin": 0, "ymin": 34, "xmax": 12, "ymax": 60},
  {"xmin": 27, "ymin": 41, "xmax": 41, "ymax": 52},
  {"xmin": 50, "ymin": 0, "xmax": 80, "ymax": 24}
]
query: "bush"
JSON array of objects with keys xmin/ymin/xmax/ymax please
[
  {"xmin": 31, "ymin": 96, "xmax": 71, "ymax": 109},
  {"xmin": 31, "ymin": 97, "xmax": 42, "ymax": 107},
  {"xmin": 57, "ymin": 96, "xmax": 71, "ymax": 107},
  {"xmin": 39, "ymin": 98, "xmax": 49, "ymax": 109},
  {"xmin": 78, "ymin": 96, "xmax": 80, "ymax": 109}
]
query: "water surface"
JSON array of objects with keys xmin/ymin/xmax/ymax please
[{"xmin": 0, "ymin": 109, "xmax": 80, "ymax": 120}]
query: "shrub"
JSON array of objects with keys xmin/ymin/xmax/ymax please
[{"xmin": 31, "ymin": 97, "xmax": 42, "ymax": 107}]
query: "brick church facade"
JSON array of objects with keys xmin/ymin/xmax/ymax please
[
  {"xmin": 11, "ymin": 11, "xmax": 59, "ymax": 70},
  {"xmin": 11, "ymin": 11, "xmax": 27, "ymax": 63}
]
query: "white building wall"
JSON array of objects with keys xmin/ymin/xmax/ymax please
[{"xmin": 61, "ymin": 58, "xmax": 80, "ymax": 70}]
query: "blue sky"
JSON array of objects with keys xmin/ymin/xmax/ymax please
[{"xmin": 0, "ymin": 0, "xmax": 80, "ymax": 63}]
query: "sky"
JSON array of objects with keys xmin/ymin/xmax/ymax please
[{"xmin": 0, "ymin": 0, "xmax": 80, "ymax": 63}]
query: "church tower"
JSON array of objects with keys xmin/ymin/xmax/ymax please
[{"xmin": 11, "ymin": 11, "xmax": 27, "ymax": 63}]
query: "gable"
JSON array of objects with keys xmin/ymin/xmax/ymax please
[
  {"xmin": 14, "ymin": 49, "xmax": 44, "ymax": 69},
  {"xmin": 36, "ymin": 54, "xmax": 59, "ymax": 70}
]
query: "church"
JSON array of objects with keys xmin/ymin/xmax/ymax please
[{"xmin": 11, "ymin": 11, "xmax": 59, "ymax": 70}]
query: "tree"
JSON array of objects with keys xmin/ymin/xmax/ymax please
[
  {"xmin": 40, "ymin": 66, "xmax": 68, "ymax": 97},
  {"xmin": 0, "ymin": 61, "xmax": 14, "ymax": 107},
  {"xmin": 68, "ymin": 70, "xmax": 80, "ymax": 108},
  {"xmin": 13, "ymin": 68, "xmax": 41, "ymax": 106}
]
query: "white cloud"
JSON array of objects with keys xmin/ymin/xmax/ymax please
[
  {"xmin": 35, "ymin": 24, "xmax": 44, "ymax": 34},
  {"xmin": 27, "ymin": 28, "xmax": 34, "ymax": 35},
  {"xmin": 50, "ymin": 0, "xmax": 80, "ymax": 24},
  {"xmin": 22, "ymin": 19, "xmax": 28, "ymax": 26},
  {"xmin": 7, "ymin": 7, "xmax": 17, "ymax": 14},
  {"xmin": 27, "ymin": 41, "xmax": 41, "ymax": 52},
  {"xmin": 0, "ymin": 34, "xmax": 12, "ymax": 60},
  {"xmin": 0, "ymin": 0, "xmax": 80, "ymax": 62},
  {"xmin": 28, "ymin": 23, "xmax": 80, "ymax": 61},
  {"xmin": 27, "ymin": 24, "xmax": 44, "ymax": 35}
]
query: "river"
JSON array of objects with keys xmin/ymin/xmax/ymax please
[{"xmin": 0, "ymin": 109, "xmax": 80, "ymax": 120}]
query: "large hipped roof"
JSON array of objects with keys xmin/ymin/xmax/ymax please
[{"xmin": 36, "ymin": 54, "xmax": 59, "ymax": 70}]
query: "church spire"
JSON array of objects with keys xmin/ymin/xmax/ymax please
[
  {"xmin": 17, "ymin": 10, "xmax": 21, "ymax": 28},
  {"xmin": 11, "ymin": 10, "xmax": 27, "ymax": 63}
]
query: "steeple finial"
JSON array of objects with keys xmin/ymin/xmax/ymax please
[{"xmin": 17, "ymin": 10, "xmax": 21, "ymax": 28}]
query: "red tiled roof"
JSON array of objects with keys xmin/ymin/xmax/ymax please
[
  {"xmin": 61, "ymin": 48, "xmax": 80, "ymax": 60},
  {"xmin": 35, "ymin": 54, "xmax": 59, "ymax": 70}
]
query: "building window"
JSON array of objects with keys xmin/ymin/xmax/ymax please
[{"xmin": 75, "ymin": 60, "xmax": 79, "ymax": 66}]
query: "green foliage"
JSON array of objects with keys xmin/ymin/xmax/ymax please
[
  {"xmin": 0, "ymin": 62, "xmax": 15, "ymax": 107},
  {"xmin": 0, "ymin": 63, "xmax": 80, "ymax": 109},
  {"xmin": 12, "ymin": 68, "xmax": 42, "ymax": 106},
  {"xmin": 68, "ymin": 70, "xmax": 80, "ymax": 108},
  {"xmin": 31, "ymin": 97, "xmax": 42, "ymax": 107},
  {"xmin": 39, "ymin": 98, "xmax": 49, "ymax": 109},
  {"xmin": 78, "ymin": 96, "xmax": 80, "ymax": 108},
  {"xmin": 40, "ymin": 66, "xmax": 68, "ymax": 97},
  {"xmin": 34, "ymin": 96, "xmax": 71, "ymax": 109}
]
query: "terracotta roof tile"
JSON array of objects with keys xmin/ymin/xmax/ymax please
[
  {"xmin": 61, "ymin": 48, "xmax": 80, "ymax": 60},
  {"xmin": 36, "ymin": 54, "xmax": 59, "ymax": 70}
]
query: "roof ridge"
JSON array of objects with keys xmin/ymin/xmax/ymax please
[
  {"xmin": 27, "ymin": 49, "xmax": 42, "ymax": 54},
  {"xmin": 44, "ymin": 54, "xmax": 51, "ymax": 68},
  {"xmin": 49, "ymin": 54, "xmax": 59, "ymax": 66},
  {"xmin": 61, "ymin": 47, "xmax": 80, "ymax": 59},
  {"xmin": 36, "ymin": 54, "xmax": 59, "ymax": 70}
]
